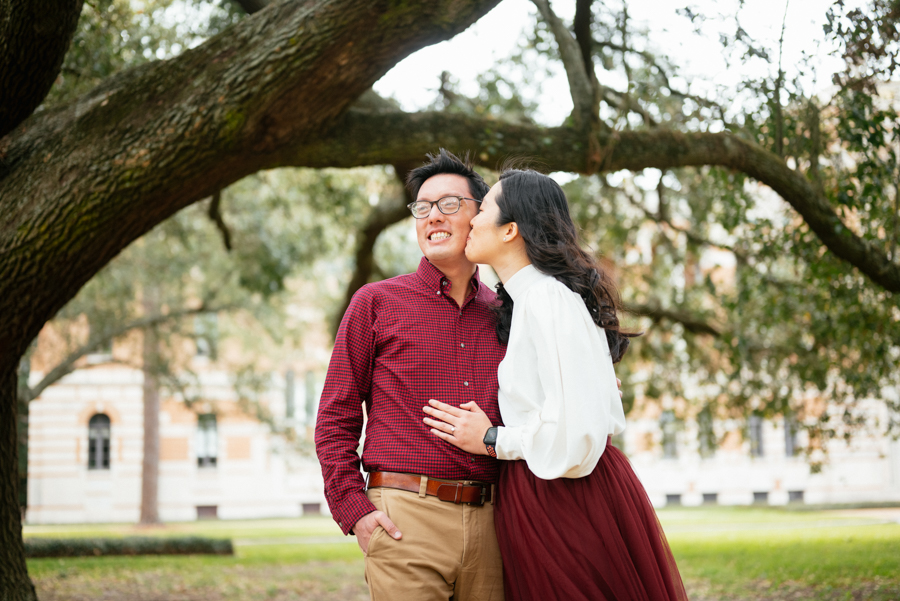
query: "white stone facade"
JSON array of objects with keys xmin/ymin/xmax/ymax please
[
  {"xmin": 26, "ymin": 363, "xmax": 900, "ymax": 524},
  {"xmin": 25, "ymin": 364, "xmax": 327, "ymax": 525},
  {"xmin": 624, "ymin": 404, "xmax": 900, "ymax": 508}
]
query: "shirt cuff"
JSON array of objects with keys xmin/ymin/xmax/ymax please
[
  {"xmin": 334, "ymin": 491, "xmax": 378, "ymax": 536},
  {"xmin": 495, "ymin": 425, "xmax": 524, "ymax": 461}
]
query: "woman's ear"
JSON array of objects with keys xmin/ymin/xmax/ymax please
[{"xmin": 503, "ymin": 222, "xmax": 519, "ymax": 242}]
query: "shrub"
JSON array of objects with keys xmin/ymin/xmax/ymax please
[{"xmin": 24, "ymin": 536, "xmax": 234, "ymax": 558}]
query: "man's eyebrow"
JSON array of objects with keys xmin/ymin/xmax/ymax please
[{"xmin": 416, "ymin": 193, "xmax": 461, "ymax": 200}]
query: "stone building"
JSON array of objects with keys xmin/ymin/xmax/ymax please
[{"xmin": 25, "ymin": 362, "xmax": 327, "ymax": 524}]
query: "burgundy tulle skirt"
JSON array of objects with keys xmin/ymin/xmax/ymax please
[{"xmin": 494, "ymin": 441, "xmax": 688, "ymax": 601}]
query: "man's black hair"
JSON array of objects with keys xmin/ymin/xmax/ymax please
[{"xmin": 405, "ymin": 148, "xmax": 490, "ymax": 201}]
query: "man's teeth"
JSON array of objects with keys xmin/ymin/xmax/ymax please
[{"xmin": 430, "ymin": 232, "xmax": 451, "ymax": 241}]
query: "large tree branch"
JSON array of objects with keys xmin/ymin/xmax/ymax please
[
  {"xmin": 0, "ymin": 0, "xmax": 84, "ymax": 138},
  {"xmin": 0, "ymin": 0, "xmax": 501, "ymax": 364},
  {"xmin": 19, "ymin": 304, "xmax": 228, "ymax": 404},
  {"xmin": 573, "ymin": 0, "xmax": 594, "ymax": 78},
  {"xmin": 290, "ymin": 109, "xmax": 900, "ymax": 292},
  {"xmin": 532, "ymin": 0, "xmax": 597, "ymax": 131},
  {"xmin": 626, "ymin": 301, "xmax": 723, "ymax": 337}
]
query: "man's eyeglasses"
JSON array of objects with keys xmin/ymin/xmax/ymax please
[{"xmin": 407, "ymin": 196, "xmax": 481, "ymax": 219}]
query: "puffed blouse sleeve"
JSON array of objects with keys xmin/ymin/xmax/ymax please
[{"xmin": 494, "ymin": 281, "xmax": 620, "ymax": 479}]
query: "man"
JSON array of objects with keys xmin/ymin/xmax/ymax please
[{"xmin": 315, "ymin": 149, "xmax": 506, "ymax": 600}]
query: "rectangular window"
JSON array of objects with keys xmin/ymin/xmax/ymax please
[
  {"xmin": 197, "ymin": 413, "xmax": 218, "ymax": 468},
  {"xmin": 784, "ymin": 414, "xmax": 797, "ymax": 457},
  {"xmin": 749, "ymin": 414, "xmax": 764, "ymax": 457},
  {"xmin": 788, "ymin": 490, "xmax": 804, "ymax": 503},
  {"xmin": 302, "ymin": 503, "xmax": 321, "ymax": 516},
  {"xmin": 661, "ymin": 410, "xmax": 678, "ymax": 459},
  {"xmin": 698, "ymin": 405, "xmax": 715, "ymax": 459},
  {"xmin": 285, "ymin": 369, "xmax": 296, "ymax": 419},
  {"xmin": 702, "ymin": 493, "xmax": 718, "ymax": 505},
  {"xmin": 665, "ymin": 494, "xmax": 682, "ymax": 506},
  {"xmin": 753, "ymin": 491, "xmax": 769, "ymax": 504}
]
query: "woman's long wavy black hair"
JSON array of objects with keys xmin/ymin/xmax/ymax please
[{"xmin": 492, "ymin": 169, "xmax": 638, "ymax": 363}]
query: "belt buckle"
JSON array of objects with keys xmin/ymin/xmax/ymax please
[{"xmin": 464, "ymin": 481, "xmax": 486, "ymax": 507}]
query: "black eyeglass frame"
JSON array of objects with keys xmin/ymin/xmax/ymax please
[{"xmin": 407, "ymin": 196, "xmax": 482, "ymax": 219}]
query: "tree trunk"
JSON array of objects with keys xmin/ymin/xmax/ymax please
[
  {"xmin": 139, "ymin": 294, "xmax": 160, "ymax": 525},
  {"xmin": 0, "ymin": 364, "xmax": 37, "ymax": 601},
  {"xmin": 0, "ymin": 0, "xmax": 84, "ymax": 138},
  {"xmin": 15, "ymin": 351, "xmax": 31, "ymax": 516}
]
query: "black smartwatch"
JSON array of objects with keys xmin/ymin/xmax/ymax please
[{"xmin": 483, "ymin": 426, "xmax": 498, "ymax": 458}]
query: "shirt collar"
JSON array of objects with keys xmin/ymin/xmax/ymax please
[
  {"xmin": 502, "ymin": 264, "xmax": 548, "ymax": 302},
  {"xmin": 416, "ymin": 257, "xmax": 482, "ymax": 296}
]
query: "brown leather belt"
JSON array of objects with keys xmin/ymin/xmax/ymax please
[{"xmin": 368, "ymin": 471, "xmax": 492, "ymax": 506}]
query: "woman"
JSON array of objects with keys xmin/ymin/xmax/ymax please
[{"xmin": 422, "ymin": 169, "xmax": 688, "ymax": 601}]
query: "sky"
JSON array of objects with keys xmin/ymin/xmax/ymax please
[{"xmin": 374, "ymin": 0, "xmax": 847, "ymax": 125}]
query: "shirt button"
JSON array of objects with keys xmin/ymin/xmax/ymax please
[
  {"xmin": 436, "ymin": 291, "xmax": 441, "ymax": 295},
  {"xmin": 464, "ymin": 381, "xmax": 469, "ymax": 386},
  {"xmin": 460, "ymin": 343, "xmax": 465, "ymax": 348}
]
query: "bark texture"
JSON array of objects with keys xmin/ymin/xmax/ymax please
[
  {"xmin": 0, "ymin": 0, "xmax": 84, "ymax": 138},
  {"xmin": 0, "ymin": 367, "xmax": 36, "ymax": 601}
]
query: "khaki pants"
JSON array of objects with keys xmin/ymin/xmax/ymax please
[{"xmin": 364, "ymin": 481, "xmax": 504, "ymax": 601}]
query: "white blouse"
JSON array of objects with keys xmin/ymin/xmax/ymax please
[{"xmin": 494, "ymin": 264, "xmax": 626, "ymax": 479}]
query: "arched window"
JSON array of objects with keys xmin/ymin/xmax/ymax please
[{"xmin": 88, "ymin": 414, "xmax": 111, "ymax": 470}]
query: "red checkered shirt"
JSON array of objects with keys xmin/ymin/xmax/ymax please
[{"xmin": 315, "ymin": 258, "xmax": 506, "ymax": 534}]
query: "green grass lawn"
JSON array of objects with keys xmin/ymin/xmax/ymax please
[
  {"xmin": 24, "ymin": 507, "xmax": 900, "ymax": 600},
  {"xmin": 659, "ymin": 506, "xmax": 900, "ymax": 600}
]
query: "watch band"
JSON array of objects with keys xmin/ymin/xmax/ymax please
[{"xmin": 483, "ymin": 426, "xmax": 498, "ymax": 458}]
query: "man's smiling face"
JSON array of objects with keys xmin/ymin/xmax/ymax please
[{"xmin": 415, "ymin": 173, "xmax": 480, "ymax": 267}]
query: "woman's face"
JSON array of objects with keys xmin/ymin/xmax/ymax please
[{"xmin": 465, "ymin": 182, "xmax": 507, "ymax": 265}]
